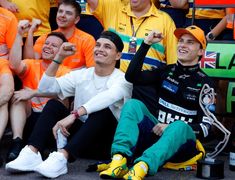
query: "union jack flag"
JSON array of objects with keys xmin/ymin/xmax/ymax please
[{"xmin": 200, "ymin": 51, "xmax": 217, "ymax": 68}]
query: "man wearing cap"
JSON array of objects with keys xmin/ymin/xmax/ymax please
[
  {"xmin": 99, "ymin": 25, "xmax": 215, "ymax": 179},
  {"xmin": 5, "ymin": 31, "xmax": 132, "ymax": 178}
]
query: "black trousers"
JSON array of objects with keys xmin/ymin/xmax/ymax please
[{"xmin": 28, "ymin": 99, "xmax": 117, "ymax": 160}]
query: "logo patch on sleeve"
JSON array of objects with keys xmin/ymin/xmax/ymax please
[{"xmin": 162, "ymin": 80, "xmax": 178, "ymax": 93}]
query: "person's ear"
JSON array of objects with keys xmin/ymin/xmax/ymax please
[
  {"xmin": 198, "ymin": 48, "xmax": 204, "ymax": 57},
  {"xmin": 115, "ymin": 52, "xmax": 122, "ymax": 61},
  {"xmin": 74, "ymin": 16, "xmax": 80, "ymax": 25}
]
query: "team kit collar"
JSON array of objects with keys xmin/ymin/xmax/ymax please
[{"xmin": 176, "ymin": 61, "xmax": 200, "ymax": 73}]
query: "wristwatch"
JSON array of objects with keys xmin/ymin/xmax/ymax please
[{"xmin": 207, "ymin": 32, "xmax": 215, "ymax": 40}]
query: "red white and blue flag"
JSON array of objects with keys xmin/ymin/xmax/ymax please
[{"xmin": 200, "ymin": 51, "xmax": 217, "ymax": 69}]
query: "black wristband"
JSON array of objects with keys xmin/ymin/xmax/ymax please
[
  {"xmin": 207, "ymin": 32, "xmax": 215, "ymax": 40},
  {"xmin": 52, "ymin": 59, "xmax": 61, "ymax": 64}
]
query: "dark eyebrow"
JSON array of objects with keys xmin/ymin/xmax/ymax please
[
  {"xmin": 104, "ymin": 43, "xmax": 112, "ymax": 47},
  {"xmin": 179, "ymin": 38, "xmax": 195, "ymax": 42}
]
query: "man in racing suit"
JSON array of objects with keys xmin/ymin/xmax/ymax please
[{"xmin": 99, "ymin": 25, "xmax": 215, "ymax": 180}]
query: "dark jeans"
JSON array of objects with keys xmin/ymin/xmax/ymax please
[
  {"xmin": 28, "ymin": 99, "xmax": 117, "ymax": 160},
  {"xmin": 23, "ymin": 111, "xmax": 42, "ymax": 143}
]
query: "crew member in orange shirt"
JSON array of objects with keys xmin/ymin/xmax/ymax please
[
  {"xmin": 24, "ymin": 0, "xmax": 95, "ymax": 69},
  {"xmin": 0, "ymin": 7, "xmax": 18, "ymax": 59},
  {"xmin": 6, "ymin": 19, "xmax": 75, "ymax": 163}
]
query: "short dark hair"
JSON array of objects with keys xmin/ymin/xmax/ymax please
[
  {"xmin": 59, "ymin": 0, "xmax": 82, "ymax": 17},
  {"xmin": 99, "ymin": 31, "xmax": 124, "ymax": 68},
  {"xmin": 47, "ymin": 32, "xmax": 68, "ymax": 43},
  {"xmin": 99, "ymin": 31, "xmax": 124, "ymax": 52}
]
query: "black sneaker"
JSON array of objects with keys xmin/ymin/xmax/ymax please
[{"xmin": 6, "ymin": 137, "xmax": 24, "ymax": 162}]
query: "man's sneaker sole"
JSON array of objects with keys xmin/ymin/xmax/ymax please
[
  {"xmin": 6, "ymin": 165, "xmax": 35, "ymax": 173},
  {"xmin": 35, "ymin": 166, "xmax": 68, "ymax": 178},
  {"xmin": 100, "ymin": 166, "xmax": 128, "ymax": 179}
]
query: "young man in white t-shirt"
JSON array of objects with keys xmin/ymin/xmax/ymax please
[{"xmin": 5, "ymin": 31, "xmax": 132, "ymax": 179}]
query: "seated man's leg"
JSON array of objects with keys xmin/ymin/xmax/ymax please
[
  {"xmin": 5, "ymin": 99, "xmax": 70, "ymax": 173},
  {"xmin": 28, "ymin": 99, "xmax": 70, "ymax": 151},
  {"xmin": 7, "ymin": 101, "xmax": 30, "ymax": 162},
  {"xmin": 100, "ymin": 99, "xmax": 158, "ymax": 179},
  {"xmin": 0, "ymin": 103, "xmax": 9, "ymax": 140},
  {"xmin": 65, "ymin": 108, "xmax": 117, "ymax": 159},
  {"xmin": 126, "ymin": 121, "xmax": 196, "ymax": 179},
  {"xmin": 0, "ymin": 103, "xmax": 9, "ymax": 167},
  {"xmin": 111, "ymin": 99, "xmax": 158, "ymax": 157},
  {"xmin": 34, "ymin": 108, "xmax": 117, "ymax": 178}
]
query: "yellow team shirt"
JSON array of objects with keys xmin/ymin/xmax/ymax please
[
  {"xmin": 19, "ymin": 59, "xmax": 70, "ymax": 112},
  {"xmin": 187, "ymin": 0, "xmax": 225, "ymax": 19},
  {"xmin": 10, "ymin": 0, "xmax": 51, "ymax": 36},
  {"xmin": 89, "ymin": 0, "xmax": 177, "ymax": 72}
]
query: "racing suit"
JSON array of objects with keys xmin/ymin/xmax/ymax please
[{"xmin": 111, "ymin": 42, "xmax": 215, "ymax": 175}]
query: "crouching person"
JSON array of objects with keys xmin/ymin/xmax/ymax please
[
  {"xmin": 5, "ymin": 31, "xmax": 132, "ymax": 178},
  {"xmin": 99, "ymin": 26, "xmax": 216, "ymax": 179}
]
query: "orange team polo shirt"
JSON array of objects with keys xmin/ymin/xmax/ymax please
[
  {"xmin": 19, "ymin": 59, "xmax": 70, "ymax": 112},
  {"xmin": 33, "ymin": 28, "xmax": 96, "ymax": 69},
  {"xmin": 226, "ymin": 8, "xmax": 235, "ymax": 29},
  {"xmin": 0, "ymin": 7, "xmax": 18, "ymax": 56},
  {"xmin": 226, "ymin": 8, "xmax": 235, "ymax": 40},
  {"xmin": 0, "ymin": 59, "xmax": 12, "ymax": 75}
]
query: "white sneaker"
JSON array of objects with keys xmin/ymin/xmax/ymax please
[
  {"xmin": 5, "ymin": 145, "xmax": 43, "ymax": 173},
  {"xmin": 34, "ymin": 151, "xmax": 68, "ymax": 178}
]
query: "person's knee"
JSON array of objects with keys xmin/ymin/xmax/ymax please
[
  {"xmin": 168, "ymin": 121, "xmax": 195, "ymax": 139},
  {"xmin": 45, "ymin": 99, "xmax": 63, "ymax": 108},
  {"xmin": 170, "ymin": 121, "xmax": 190, "ymax": 131},
  {"xmin": 42, "ymin": 99, "xmax": 68, "ymax": 116}
]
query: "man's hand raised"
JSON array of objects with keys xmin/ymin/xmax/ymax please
[
  {"xmin": 53, "ymin": 42, "xmax": 76, "ymax": 64},
  {"xmin": 18, "ymin": 20, "xmax": 31, "ymax": 36},
  {"xmin": 144, "ymin": 30, "xmax": 164, "ymax": 45}
]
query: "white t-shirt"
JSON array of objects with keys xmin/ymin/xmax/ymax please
[{"xmin": 38, "ymin": 67, "xmax": 133, "ymax": 122}]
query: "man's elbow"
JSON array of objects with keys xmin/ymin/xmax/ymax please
[
  {"xmin": 125, "ymin": 73, "xmax": 134, "ymax": 83},
  {"xmin": 9, "ymin": 62, "xmax": 18, "ymax": 71}
]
